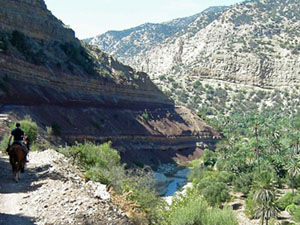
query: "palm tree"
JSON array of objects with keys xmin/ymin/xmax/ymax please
[
  {"xmin": 264, "ymin": 202, "xmax": 280, "ymax": 225},
  {"xmin": 255, "ymin": 201, "xmax": 279, "ymax": 225},
  {"xmin": 286, "ymin": 158, "xmax": 300, "ymax": 195},
  {"xmin": 253, "ymin": 172, "xmax": 278, "ymax": 225}
]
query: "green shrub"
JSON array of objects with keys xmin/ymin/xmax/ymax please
[
  {"xmin": 286, "ymin": 203, "xmax": 297, "ymax": 215},
  {"xmin": 19, "ymin": 120, "xmax": 38, "ymax": 143},
  {"xmin": 245, "ymin": 193, "xmax": 259, "ymax": 219},
  {"xmin": 205, "ymin": 206, "xmax": 238, "ymax": 225},
  {"xmin": 277, "ymin": 192, "xmax": 294, "ymax": 211},
  {"xmin": 169, "ymin": 199, "xmax": 207, "ymax": 225},
  {"xmin": 292, "ymin": 192, "xmax": 300, "ymax": 205},
  {"xmin": 218, "ymin": 171, "xmax": 234, "ymax": 183},
  {"xmin": 201, "ymin": 181, "xmax": 230, "ymax": 207},
  {"xmin": 63, "ymin": 141, "xmax": 121, "ymax": 184},
  {"xmin": 293, "ymin": 206, "xmax": 300, "ymax": 222},
  {"xmin": 141, "ymin": 111, "xmax": 149, "ymax": 121},
  {"xmin": 10, "ymin": 119, "xmax": 38, "ymax": 143},
  {"xmin": 202, "ymin": 149, "xmax": 217, "ymax": 166},
  {"xmin": 164, "ymin": 189, "xmax": 237, "ymax": 225},
  {"xmin": 233, "ymin": 173, "xmax": 253, "ymax": 194},
  {"xmin": 188, "ymin": 165, "xmax": 207, "ymax": 183},
  {"xmin": 10, "ymin": 30, "xmax": 29, "ymax": 54},
  {"xmin": 60, "ymin": 42, "xmax": 95, "ymax": 74},
  {"xmin": 194, "ymin": 173, "xmax": 217, "ymax": 190},
  {"xmin": 66, "ymin": 141, "xmax": 120, "ymax": 169},
  {"xmin": 0, "ymin": 134, "xmax": 10, "ymax": 152},
  {"xmin": 193, "ymin": 171, "xmax": 230, "ymax": 207},
  {"xmin": 61, "ymin": 141, "xmax": 162, "ymax": 217},
  {"xmin": 123, "ymin": 170, "xmax": 161, "ymax": 213}
]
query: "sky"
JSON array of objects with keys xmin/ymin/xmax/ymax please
[{"xmin": 44, "ymin": 0, "xmax": 244, "ymax": 39}]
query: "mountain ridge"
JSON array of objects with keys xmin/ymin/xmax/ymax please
[
  {"xmin": 87, "ymin": 0, "xmax": 300, "ymax": 88},
  {"xmin": 86, "ymin": 6, "xmax": 228, "ymax": 61}
]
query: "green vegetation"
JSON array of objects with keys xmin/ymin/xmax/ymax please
[
  {"xmin": 1, "ymin": 117, "xmax": 39, "ymax": 152},
  {"xmin": 139, "ymin": 103, "xmax": 300, "ymax": 224},
  {"xmin": 60, "ymin": 42, "xmax": 96, "ymax": 74},
  {"xmin": 141, "ymin": 110, "xmax": 149, "ymax": 121},
  {"xmin": 58, "ymin": 140, "xmax": 238, "ymax": 223},
  {"xmin": 61, "ymin": 141, "xmax": 164, "ymax": 219},
  {"xmin": 198, "ymin": 109, "xmax": 300, "ymax": 224},
  {"xmin": 10, "ymin": 30, "xmax": 46, "ymax": 65},
  {"xmin": 0, "ymin": 134, "xmax": 10, "ymax": 153},
  {"xmin": 9, "ymin": 117, "xmax": 38, "ymax": 143},
  {"xmin": 155, "ymin": 189, "xmax": 237, "ymax": 225},
  {"xmin": 0, "ymin": 29, "xmax": 116, "ymax": 81}
]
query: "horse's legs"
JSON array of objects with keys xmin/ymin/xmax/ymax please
[
  {"xmin": 13, "ymin": 171, "xmax": 18, "ymax": 182},
  {"xmin": 21, "ymin": 161, "xmax": 25, "ymax": 173}
]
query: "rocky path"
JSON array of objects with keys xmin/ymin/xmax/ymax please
[{"xmin": 0, "ymin": 150, "xmax": 132, "ymax": 225}]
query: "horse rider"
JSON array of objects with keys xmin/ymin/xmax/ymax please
[{"xmin": 8, "ymin": 122, "xmax": 29, "ymax": 162}]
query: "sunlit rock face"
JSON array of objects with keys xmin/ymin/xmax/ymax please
[{"xmin": 88, "ymin": 0, "xmax": 300, "ymax": 88}]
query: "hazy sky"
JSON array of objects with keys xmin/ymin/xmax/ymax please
[{"xmin": 44, "ymin": 0, "xmax": 244, "ymax": 39}]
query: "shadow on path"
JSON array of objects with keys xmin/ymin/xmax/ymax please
[
  {"xmin": 0, "ymin": 154, "xmax": 66, "ymax": 194},
  {"xmin": 0, "ymin": 213, "xmax": 35, "ymax": 225}
]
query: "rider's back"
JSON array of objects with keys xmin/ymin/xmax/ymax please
[{"xmin": 11, "ymin": 127, "xmax": 24, "ymax": 142}]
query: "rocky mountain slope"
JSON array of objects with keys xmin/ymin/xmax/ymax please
[
  {"xmin": 87, "ymin": 0, "xmax": 300, "ymax": 116},
  {"xmin": 0, "ymin": 0, "xmax": 221, "ymax": 166},
  {"xmin": 85, "ymin": 6, "xmax": 227, "ymax": 66},
  {"xmin": 88, "ymin": 0, "xmax": 300, "ymax": 88}
]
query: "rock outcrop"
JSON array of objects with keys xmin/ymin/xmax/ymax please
[
  {"xmin": 0, "ymin": 0, "xmax": 75, "ymax": 42},
  {"xmin": 88, "ymin": 0, "xmax": 300, "ymax": 88},
  {"xmin": 0, "ymin": 0, "xmax": 221, "ymax": 165}
]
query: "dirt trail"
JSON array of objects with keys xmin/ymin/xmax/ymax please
[
  {"xmin": 0, "ymin": 153, "xmax": 36, "ymax": 225},
  {"xmin": 0, "ymin": 150, "xmax": 132, "ymax": 225}
]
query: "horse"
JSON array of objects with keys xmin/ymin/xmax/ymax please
[{"xmin": 6, "ymin": 138, "xmax": 30, "ymax": 182}]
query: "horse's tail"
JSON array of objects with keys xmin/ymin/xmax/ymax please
[
  {"xmin": 9, "ymin": 146, "xmax": 26, "ymax": 173},
  {"xmin": 9, "ymin": 153, "xmax": 17, "ymax": 170},
  {"xmin": 15, "ymin": 154, "xmax": 25, "ymax": 173}
]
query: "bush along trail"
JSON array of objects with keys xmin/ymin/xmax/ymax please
[{"xmin": 0, "ymin": 149, "xmax": 132, "ymax": 225}]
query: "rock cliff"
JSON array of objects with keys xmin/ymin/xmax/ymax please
[
  {"xmin": 0, "ymin": 0, "xmax": 221, "ymax": 165},
  {"xmin": 86, "ymin": 6, "xmax": 227, "ymax": 70},
  {"xmin": 88, "ymin": 0, "xmax": 300, "ymax": 88}
]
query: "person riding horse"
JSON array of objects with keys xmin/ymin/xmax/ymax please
[{"xmin": 8, "ymin": 122, "xmax": 29, "ymax": 162}]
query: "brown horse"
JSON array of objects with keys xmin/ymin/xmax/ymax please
[{"xmin": 6, "ymin": 142, "xmax": 28, "ymax": 182}]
